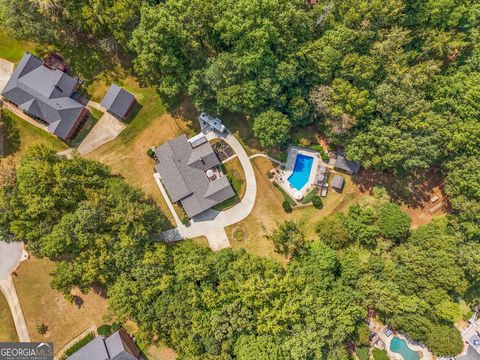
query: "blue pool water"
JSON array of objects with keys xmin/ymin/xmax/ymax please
[
  {"xmin": 288, "ymin": 154, "xmax": 314, "ymax": 190},
  {"xmin": 390, "ymin": 337, "xmax": 419, "ymax": 360}
]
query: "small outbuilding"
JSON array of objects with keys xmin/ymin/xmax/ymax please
[
  {"xmin": 335, "ymin": 153, "xmax": 360, "ymax": 175},
  {"xmin": 101, "ymin": 84, "xmax": 136, "ymax": 120},
  {"xmin": 332, "ymin": 175, "xmax": 344, "ymax": 192}
]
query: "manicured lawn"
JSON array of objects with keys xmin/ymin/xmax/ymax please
[
  {"xmin": 2, "ymin": 109, "xmax": 68, "ymax": 156},
  {"xmin": 0, "ymin": 28, "xmax": 37, "ymax": 62},
  {"xmin": 0, "ymin": 292, "xmax": 18, "ymax": 342},
  {"xmin": 213, "ymin": 157, "xmax": 246, "ymax": 211},
  {"xmin": 13, "ymin": 258, "xmax": 107, "ymax": 352}
]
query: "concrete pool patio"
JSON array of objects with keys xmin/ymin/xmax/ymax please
[{"xmin": 277, "ymin": 145, "xmax": 321, "ymax": 200}]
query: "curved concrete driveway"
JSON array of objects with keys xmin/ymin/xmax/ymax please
[
  {"xmin": 0, "ymin": 241, "xmax": 30, "ymax": 341},
  {"xmin": 158, "ymin": 129, "xmax": 257, "ymax": 251}
]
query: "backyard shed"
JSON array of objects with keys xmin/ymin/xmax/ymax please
[
  {"xmin": 101, "ymin": 84, "xmax": 136, "ymax": 119},
  {"xmin": 332, "ymin": 175, "xmax": 344, "ymax": 192},
  {"xmin": 335, "ymin": 154, "xmax": 360, "ymax": 175}
]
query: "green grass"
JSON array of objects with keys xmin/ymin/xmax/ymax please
[
  {"xmin": 0, "ymin": 292, "xmax": 18, "ymax": 342},
  {"xmin": 0, "ymin": 28, "xmax": 37, "ymax": 62},
  {"xmin": 2, "ymin": 109, "xmax": 68, "ymax": 156},
  {"xmin": 273, "ymin": 181, "xmax": 296, "ymax": 207},
  {"xmin": 301, "ymin": 188, "xmax": 319, "ymax": 204},
  {"xmin": 213, "ymin": 157, "xmax": 246, "ymax": 211}
]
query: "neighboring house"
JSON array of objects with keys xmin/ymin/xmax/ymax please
[
  {"xmin": 334, "ymin": 153, "xmax": 360, "ymax": 175},
  {"xmin": 332, "ymin": 175, "xmax": 345, "ymax": 192},
  {"xmin": 100, "ymin": 84, "xmax": 136, "ymax": 120},
  {"xmin": 1, "ymin": 52, "xmax": 88, "ymax": 140},
  {"xmin": 68, "ymin": 329, "xmax": 141, "ymax": 360},
  {"xmin": 154, "ymin": 133, "xmax": 235, "ymax": 218}
]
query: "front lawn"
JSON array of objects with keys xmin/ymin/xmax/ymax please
[
  {"xmin": 13, "ymin": 258, "xmax": 107, "ymax": 352},
  {"xmin": 0, "ymin": 292, "xmax": 18, "ymax": 342}
]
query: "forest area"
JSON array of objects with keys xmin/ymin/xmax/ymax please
[{"xmin": 0, "ymin": 0, "xmax": 479, "ymax": 359}]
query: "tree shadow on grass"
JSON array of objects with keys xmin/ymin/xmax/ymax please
[{"xmin": 0, "ymin": 109, "xmax": 21, "ymax": 155}]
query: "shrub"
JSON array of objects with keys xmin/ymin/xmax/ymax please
[
  {"xmin": 97, "ymin": 324, "xmax": 112, "ymax": 337},
  {"xmin": 282, "ymin": 201, "xmax": 292, "ymax": 213},
  {"xmin": 64, "ymin": 333, "xmax": 95, "ymax": 357},
  {"xmin": 111, "ymin": 322, "xmax": 121, "ymax": 333},
  {"xmin": 309, "ymin": 144, "xmax": 330, "ymax": 161},
  {"xmin": 267, "ymin": 171, "xmax": 274, "ymax": 179},
  {"xmin": 372, "ymin": 349, "xmax": 389, "ymax": 360},
  {"xmin": 356, "ymin": 346, "xmax": 370, "ymax": 360},
  {"xmin": 232, "ymin": 227, "xmax": 246, "ymax": 241},
  {"xmin": 147, "ymin": 148, "xmax": 155, "ymax": 158},
  {"xmin": 311, "ymin": 195, "xmax": 323, "ymax": 209},
  {"xmin": 279, "ymin": 151, "xmax": 288, "ymax": 163},
  {"xmin": 36, "ymin": 323, "xmax": 48, "ymax": 335}
]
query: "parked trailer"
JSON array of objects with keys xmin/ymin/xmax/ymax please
[{"xmin": 199, "ymin": 112, "xmax": 226, "ymax": 133}]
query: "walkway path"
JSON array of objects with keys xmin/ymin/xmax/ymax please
[
  {"xmin": 0, "ymin": 241, "xmax": 30, "ymax": 342},
  {"xmin": 86, "ymin": 100, "xmax": 105, "ymax": 112},
  {"xmin": 249, "ymin": 153, "xmax": 284, "ymax": 166},
  {"xmin": 158, "ymin": 128, "xmax": 257, "ymax": 251},
  {"xmin": 0, "ymin": 277, "xmax": 30, "ymax": 342}
]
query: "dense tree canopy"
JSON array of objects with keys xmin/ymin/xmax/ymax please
[{"xmin": 0, "ymin": 145, "xmax": 169, "ymax": 294}]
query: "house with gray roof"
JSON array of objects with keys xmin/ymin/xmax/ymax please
[
  {"xmin": 154, "ymin": 134, "xmax": 235, "ymax": 218},
  {"xmin": 68, "ymin": 329, "xmax": 140, "ymax": 360},
  {"xmin": 334, "ymin": 153, "xmax": 360, "ymax": 175},
  {"xmin": 1, "ymin": 52, "xmax": 87, "ymax": 140},
  {"xmin": 101, "ymin": 84, "xmax": 136, "ymax": 119}
]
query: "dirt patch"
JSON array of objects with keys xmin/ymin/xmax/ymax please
[{"xmin": 353, "ymin": 167, "xmax": 449, "ymax": 228}]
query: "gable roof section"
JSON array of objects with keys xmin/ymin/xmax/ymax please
[
  {"xmin": 332, "ymin": 175, "xmax": 344, "ymax": 189},
  {"xmin": 68, "ymin": 330, "xmax": 140, "ymax": 360},
  {"xmin": 155, "ymin": 135, "xmax": 235, "ymax": 217},
  {"xmin": 68, "ymin": 336, "xmax": 110, "ymax": 360},
  {"xmin": 100, "ymin": 84, "xmax": 135, "ymax": 119},
  {"xmin": 335, "ymin": 154, "xmax": 360, "ymax": 174},
  {"xmin": 1, "ymin": 52, "xmax": 84, "ymax": 140}
]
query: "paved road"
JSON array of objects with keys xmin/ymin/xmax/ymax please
[
  {"xmin": 457, "ymin": 346, "xmax": 480, "ymax": 360},
  {"xmin": 158, "ymin": 128, "xmax": 257, "ymax": 251}
]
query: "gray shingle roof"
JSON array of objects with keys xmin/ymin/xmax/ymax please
[
  {"xmin": 332, "ymin": 175, "xmax": 344, "ymax": 190},
  {"xmin": 68, "ymin": 330, "xmax": 139, "ymax": 360},
  {"xmin": 100, "ymin": 84, "xmax": 135, "ymax": 119},
  {"xmin": 335, "ymin": 154, "xmax": 360, "ymax": 174},
  {"xmin": 1, "ymin": 52, "xmax": 85, "ymax": 140},
  {"xmin": 68, "ymin": 336, "xmax": 110, "ymax": 360},
  {"xmin": 155, "ymin": 135, "xmax": 235, "ymax": 218}
]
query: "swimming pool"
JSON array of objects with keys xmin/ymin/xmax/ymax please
[
  {"xmin": 390, "ymin": 337, "xmax": 419, "ymax": 360},
  {"xmin": 288, "ymin": 154, "xmax": 314, "ymax": 190}
]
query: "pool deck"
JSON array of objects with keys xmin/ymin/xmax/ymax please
[
  {"xmin": 371, "ymin": 322, "xmax": 433, "ymax": 360},
  {"xmin": 278, "ymin": 146, "xmax": 320, "ymax": 199}
]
